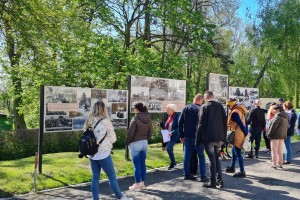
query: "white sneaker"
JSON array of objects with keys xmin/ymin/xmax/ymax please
[
  {"xmin": 129, "ymin": 183, "xmax": 141, "ymax": 190},
  {"xmin": 139, "ymin": 181, "xmax": 146, "ymax": 189},
  {"xmin": 119, "ymin": 194, "xmax": 133, "ymax": 200}
]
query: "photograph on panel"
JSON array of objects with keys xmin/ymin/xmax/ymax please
[
  {"xmin": 77, "ymin": 88, "xmax": 92, "ymax": 113},
  {"xmin": 108, "ymin": 90, "xmax": 127, "ymax": 102},
  {"xmin": 45, "ymin": 115, "xmax": 72, "ymax": 132}
]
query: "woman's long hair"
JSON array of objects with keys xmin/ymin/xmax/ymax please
[{"xmin": 84, "ymin": 101, "xmax": 110, "ymax": 129}]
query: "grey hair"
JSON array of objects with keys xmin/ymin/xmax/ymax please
[{"xmin": 166, "ymin": 104, "xmax": 177, "ymax": 112}]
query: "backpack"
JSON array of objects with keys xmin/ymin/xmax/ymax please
[{"xmin": 78, "ymin": 119, "xmax": 105, "ymax": 158}]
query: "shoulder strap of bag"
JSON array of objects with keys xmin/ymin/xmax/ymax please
[
  {"xmin": 92, "ymin": 118, "xmax": 108, "ymax": 145},
  {"xmin": 93, "ymin": 118, "xmax": 103, "ymax": 130},
  {"xmin": 98, "ymin": 131, "xmax": 108, "ymax": 145}
]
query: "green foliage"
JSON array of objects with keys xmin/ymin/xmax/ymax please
[{"xmin": 0, "ymin": 119, "xmax": 163, "ymax": 161}]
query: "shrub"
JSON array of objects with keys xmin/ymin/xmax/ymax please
[{"xmin": 0, "ymin": 121, "xmax": 162, "ymax": 161}]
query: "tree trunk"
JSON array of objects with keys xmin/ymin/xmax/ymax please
[
  {"xmin": 253, "ymin": 55, "xmax": 271, "ymax": 88},
  {"xmin": 143, "ymin": 0, "xmax": 151, "ymax": 47},
  {"xmin": 5, "ymin": 26, "xmax": 27, "ymax": 129}
]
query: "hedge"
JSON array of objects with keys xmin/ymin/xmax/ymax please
[{"xmin": 0, "ymin": 124, "xmax": 162, "ymax": 161}]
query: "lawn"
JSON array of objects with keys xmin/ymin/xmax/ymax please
[{"xmin": 0, "ymin": 143, "xmax": 184, "ymax": 198}]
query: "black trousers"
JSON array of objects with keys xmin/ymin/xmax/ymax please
[{"xmin": 190, "ymin": 149, "xmax": 198, "ymax": 175}]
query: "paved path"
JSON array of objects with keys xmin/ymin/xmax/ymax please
[{"xmin": 7, "ymin": 142, "xmax": 300, "ymax": 200}]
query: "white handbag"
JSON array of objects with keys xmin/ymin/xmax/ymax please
[{"xmin": 242, "ymin": 136, "xmax": 251, "ymax": 152}]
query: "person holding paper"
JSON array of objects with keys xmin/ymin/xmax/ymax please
[
  {"xmin": 125, "ymin": 103, "xmax": 153, "ymax": 190},
  {"xmin": 159, "ymin": 104, "xmax": 180, "ymax": 170}
]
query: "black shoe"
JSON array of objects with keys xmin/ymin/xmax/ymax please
[
  {"xmin": 225, "ymin": 167, "xmax": 235, "ymax": 173},
  {"xmin": 168, "ymin": 163, "xmax": 176, "ymax": 170},
  {"xmin": 200, "ymin": 177, "xmax": 209, "ymax": 182},
  {"xmin": 245, "ymin": 154, "xmax": 254, "ymax": 158},
  {"xmin": 233, "ymin": 171, "xmax": 246, "ymax": 178},
  {"xmin": 216, "ymin": 179, "xmax": 224, "ymax": 188},
  {"xmin": 202, "ymin": 182, "xmax": 216, "ymax": 188},
  {"xmin": 184, "ymin": 175, "xmax": 197, "ymax": 180},
  {"xmin": 283, "ymin": 161, "xmax": 291, "ymax": 165}
]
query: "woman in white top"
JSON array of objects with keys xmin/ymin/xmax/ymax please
[{"xmin": 84, "ymin": 101, "xmax": 132, "ymax": 200}]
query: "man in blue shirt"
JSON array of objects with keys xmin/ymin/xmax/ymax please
[{"xmin": 179, "ymin": 94, "xmax": 208, "ymax": 182}]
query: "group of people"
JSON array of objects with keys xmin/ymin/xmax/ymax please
[{"xmin": 83, "ymin": 92, "xmax": 300, "ymax": 199}]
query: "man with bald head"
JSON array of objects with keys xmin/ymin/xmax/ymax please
[{"xmin": 246, "ymin": 99, "xmax": 266, "ymax": 158}]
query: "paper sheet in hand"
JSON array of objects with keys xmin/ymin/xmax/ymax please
[{"xmin": 161, "ymin": 130, "xmax": 170, "ymax": 143}]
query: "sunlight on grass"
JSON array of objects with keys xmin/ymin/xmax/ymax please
[{"xmin": 0, "ymin": 143, "xmax": 184, "ymax": 197}]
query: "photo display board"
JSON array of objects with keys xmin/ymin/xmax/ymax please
[
  {"xmin": 130, "ymin": 76, "xmax": 186, "ymax": 113},
  {"xmin": 229, "ymin": 86, "xmax": 259, "ymax": 110},
  {"xmin": 44, "ymin": 86, "xmax": 128, "ymax": 132},
  {"xmin": 208, "ymin": 73, "xmax": 228, "ymax": 104}
]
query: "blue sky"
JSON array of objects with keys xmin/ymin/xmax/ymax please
[{"xmin": 237, "ymin": 0, "xmax": 259, "ymax": 22}]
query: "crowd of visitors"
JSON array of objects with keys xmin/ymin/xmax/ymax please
[{"xmin": 85, "ymin": 93, "xmax": 299, "ymax": 199}]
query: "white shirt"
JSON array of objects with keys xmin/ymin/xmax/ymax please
[{"xmin": 89, "ymin": 117, "xmax": 117, "ymax": 160}]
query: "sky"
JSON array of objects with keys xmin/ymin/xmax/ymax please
[{"xmin": 237, "ymin": 0, "xmax": 259, "ymax": 22}]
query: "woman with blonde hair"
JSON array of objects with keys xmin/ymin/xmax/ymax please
[
  {"xmin": 264, "ymin": 103, "xmax": 277, "ymax": 153},
  {"xmin": 84, "ymin": 101, "xmax": 132, "ymax": 200}
]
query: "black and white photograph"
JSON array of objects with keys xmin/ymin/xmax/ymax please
[
  {"xmin": 108, "ymin": 90, "xmax": 127, "ymax": 102},
  {"xmin": 72, "ymin": 117, "xmax": 87, "ymax": 130},
  {"xmin": 45, "ymin": 115, "xmax": 72, "ymax": 131},
  {"xmin": 130, "ymin": 76, "xmax": 186, "ymax": 113},
  {"xmin": 111, "ymin": 103, "xmax": 127, "ymax": 114},
  {"xmin": 131, "ymin": 76, "xmax": 151, "ymax": 87},
  {"xmin": 148, "ymin": 101, "xmax": 162, "ymax": 112},
  {"xmin": 46, "ymin": 110, "xmax": 68, "ymax": 116},
  {"xmin": 131, "ymin": 86, "xmax": 149, "ymax": 101},
  {"xmin": 149, "ymin": 79, "xmax": 168, "ymax": 101},
  {"xmin": 208, "ymin": 73, "xmax": 228, "ymax": 104},
  {"xmin": 112, "ymin": 119, "xmax": 127, "ymax": 128},
  {"xmin": 77, "ymin": 88, "xmax": 91, "ymax": 113},
  {"xmin": 44, "ymin": 86, "xmax": 129, "ymax": 132},
  {"xmin": 167, "ymin": 80, "xmax": 186, "ymax": 101},
  {"xmin": 91, "ymin": 89, "xmax": 107, "ymax": 99},
  {"xmin": 229, "ymin": 86, "xmax": 259, "ymax": 110},
  {"xmin": 45, "ymin": 86, "xmax": 77, "ymax": 104}
]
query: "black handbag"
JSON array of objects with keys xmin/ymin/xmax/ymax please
[
  {"xmin": 226, "ymin": 124, "xmax": 238, "ymax": 144},
  {"xmin": 226, "ymin": 131, "xmax": 235, "ymax": 144}
]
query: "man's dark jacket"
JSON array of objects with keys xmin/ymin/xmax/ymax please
[
  {"xmin": 195, "ymin": 100, "xmax": 227, "ymax": 144},
  {"xmin": 287, "ymin": 109, "xmax": 297, "ymax": 136},
  {"xmin": 247, "ymin": 106, "xmax": 266, "ymax": 129},
  {"xmin": 179, "ymin": 104, "xmax": 200, "ymax": 138}
]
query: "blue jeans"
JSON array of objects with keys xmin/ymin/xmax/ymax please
[
  {"xmin": 284, "ymin": 136, "xmax": 292, "ymax": 162},
  {"xmin": 90, "ymin": 155, "xmax": 122, "ymax": 200},
  {"xmin": 166, "ymin": 141, "xmax": 177, "ymax": 165},
  {"xmin": 129, "ymin": 140, "xmax": 148, "ymax": 183},
  {"xmin": 230, "ymin": 146, "xmax": 245, "ymax": 172},
  {"xmin": 250, "ymin": 127, "xmax": 262, "ymax": 151},
  {"xmin": 183, "ymin": 137, "xmax": 206, "ymax": 178},
  {"xmin": 204, "ymin": 142, "xmax": 222, "ymax": 184}
]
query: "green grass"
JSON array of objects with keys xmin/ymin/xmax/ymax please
[{"xmin": 0, "ymin": 143, "xmax": 184, "ymax": 198}]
